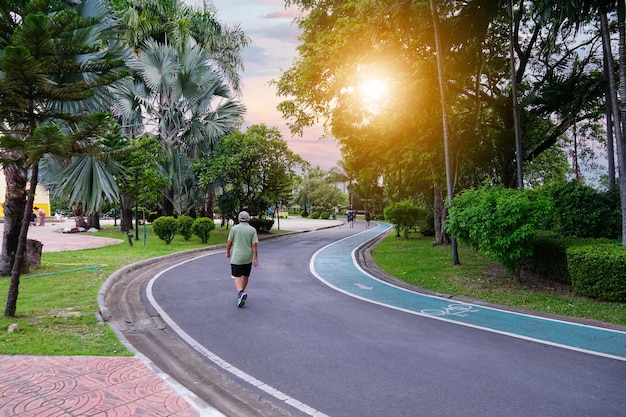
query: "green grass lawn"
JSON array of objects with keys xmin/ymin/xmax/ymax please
[
  {"xmin": 0, "ymin": 224, "xmax": 233, "ymax": 355},
  {"xmin": 371, "ymin": 233, "xmax": 626, "ymax": 326},
  {"xmin": 1, "ymin": 223, "xmax": 624, "ymax": 356}
]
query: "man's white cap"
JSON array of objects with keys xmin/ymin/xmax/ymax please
[{"xmin": 238, "ymin": 211, "xmax": 250, "ymax": 222}]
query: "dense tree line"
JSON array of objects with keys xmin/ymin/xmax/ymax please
[{"xmin": 274, "ymin": 0, "xmax": 626, "ymax": 245}]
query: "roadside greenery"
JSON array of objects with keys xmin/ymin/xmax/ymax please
[
  {"xmin": 447, "ymin": 187, "xmax": 552, "ymax": 275},
  {"xmin": 0, "ymin": 224, "xmax": 232, "ymax": 355},
  {"xmin": 371, "ymin": 234, "xmax": 626, "ymax": 326},
  {"xmin": 1, "ymin": 220, "xmax": 624, "ymax": 357}
]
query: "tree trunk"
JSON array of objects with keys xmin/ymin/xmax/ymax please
[
  {"xmin": 0, "ymin": 165, "xmax": 28, "ymax": 276},
  {"xmin": 162, "ymin": 190, "xmax": 174, "ymax": 217},
  {"xmin": 119, "ymin": 193, "xmax": 133, "ymax": 232},
  {"xmin": 509, "ymin": 0, "xmax": 524, "ymax": 191},
  {"xmin": 617, "ymin": 1, "xmax": 626, "ymax": 246},
  {"xmin": 72, "ymin": 203, "xmax": 88, "ymax": 228},
  {"xmin": 429, "ymin": 0, "xmax": 460, "ymax": 264},
  {"xmin": 5, "ymin": 163, "xmax": 38, "ymax": 317},
  {"xmin": 433, "ymin": 185, "xmax": 446, "ymax": 245},
  {"xmin": 602, "ymin": 12, "xmax": 620, "ymax": 192},
  {"xmin": 87, "ymin": 212, "xmax": 100, "ymax": 229}
]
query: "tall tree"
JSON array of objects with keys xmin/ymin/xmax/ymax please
[
  {"xmin": 0, "ymin": 0, "xmax": 128, "ymax": 316},
  {"xmin": 109, "ymin": 0, "xmax": 250, "ymax": 222},
  {"xmin": 200, "ymin": 125, "xmax": 308, "ymax": 220}
]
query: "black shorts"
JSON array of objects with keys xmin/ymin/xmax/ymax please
[{"xmin": 231, "ymin": 263, "xmax": 252, "ymax": 278}]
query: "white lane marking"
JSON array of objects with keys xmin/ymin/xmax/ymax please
[{"xmin": 145, "ymin": 252, "xmax": 331, "ymax": 417}]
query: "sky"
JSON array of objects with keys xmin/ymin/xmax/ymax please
[{"xmin": 188, "ymin": 0, "xmax": 342, "ymax": 170}]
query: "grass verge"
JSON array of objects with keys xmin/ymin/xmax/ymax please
[
  {"xmin": 1, "ymin": 223, "xmax": 624, "ymax": 356},
  {"xmin": 0, "ymin": 224, "xmax": 234, "ymax": 355},
  {"xmin": 371, "ymin": 233, "xmax": 626, "ymax": 326}
]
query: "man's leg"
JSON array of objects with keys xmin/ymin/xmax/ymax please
[{"xmin": 234, "ymin": 275, "xmax": 248, "ymax": 292}]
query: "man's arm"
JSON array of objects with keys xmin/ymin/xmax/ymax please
[
  {"xmin": 252, "ymin": 242, "xmax": 258, "ymax": 267},
  {"xmin": 226, "ymin": 240, "xmax": 232, "ymax": 258}
]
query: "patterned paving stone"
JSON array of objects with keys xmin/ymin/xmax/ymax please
[{"xmin": 0, "ymin": 355, "xmax": 200, "ymax": 417}]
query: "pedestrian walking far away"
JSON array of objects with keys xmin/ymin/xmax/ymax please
[{"xmin": 226, "ymin": 211, "xmax": 259, "ymax": 307}]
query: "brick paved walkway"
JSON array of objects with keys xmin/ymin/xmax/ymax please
[{"xmin": 0, "ymin": 355, "xmax": 200, "ymax": 417}]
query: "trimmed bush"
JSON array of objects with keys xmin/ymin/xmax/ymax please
[
  {"xmin": 152, "ymin": 216, "xmax": 178, "ymax": 244},
  {"xmin": 177, "ymin": 215, "xmax": 194, "ymax": 241},
  {"xmin": 192, "ymin": 217, "xmax": 216, "ymax": 243},
  {"xmin": 567, "ymin": 244, "xmax": 626, "ymax": 302},
  {"xmin": 300, "ymin": 210, "xmax": 309, "ymax": 217},
  {"xmin": 320, "ymin": 211, "xmax": 330, "ymax": 219},
  {"xmin": 249, "ymin": 218, "xmax": 274, "ymax": 233},
  {"xmin": 310, "ymin": 212, "xmax": 320, "ymax": 219},
  {"xmin": 522, "ymin": 233, "xmax": 613, "ymax": 284}
]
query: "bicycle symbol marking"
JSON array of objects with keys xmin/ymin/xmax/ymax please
[{"xmin": 420, "ymin": 303, "xmax": 480, "ymax": 317}]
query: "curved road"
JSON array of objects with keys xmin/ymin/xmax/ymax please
[{"xmin": 143, "ymin": 223, "xmax": 625, "ymax": 417}]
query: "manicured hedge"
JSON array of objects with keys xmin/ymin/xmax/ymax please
[
  {"xmin": 567, "ymin": 244, "xmax": 626, "ymax": 302},
  {"xmin": 177, "ymin": 215, "xmax": 194, "ymax": 241},
  {"xmin": 152, "ymin": 216, "xmax": 177, "ymax": 244},
  {"xmin": 522, "ymin": 233, "xmax": 613, "ymax": 284},
  {"xmin": 192, "ymin": 217, "xmax": 215, "ymax": 243},
  {"xmin": 249, "ymin": 218, "xmax": 274, "ymax": 233}
]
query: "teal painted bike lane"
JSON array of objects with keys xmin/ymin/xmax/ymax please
[{"xmin": 311, "ymin": 222, "xmax": 626, "ymax": 361}]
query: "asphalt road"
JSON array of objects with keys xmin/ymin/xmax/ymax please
[{"xmin": 144, "ymin": 224, "xmax": 626, "ymax": 417}]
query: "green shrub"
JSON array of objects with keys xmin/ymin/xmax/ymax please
[
  {"xmin": 310, "ymin": 212, "xmax": 320, "ymax": 219},
  {"xmin": 152, "ymin": 216, "xmax": 178, "ymax": 244},
  {"xmin": 320, "ymin": 211, "xmax": 330, "ymax": 219},
  {"xmin": 300, "ymin": 210, "xmax": 309, "ymax": 217},
  {"xmin": 522, "ymin": 232, "xmax": 613, "ymax": 284},
  {"xmin": 249, "ymin": 218, "xmax": 274, "ymax": 233},
  {"xmin": 447, "ymin": 186, "xmax": 551, "ymax": 274},
  {"xmin": 539, "ymin": 181, "xmax": 621, "ymax": 239},
  {"xmin": 177, "ymin": 215, "xmax": 194, "ymax": 241},
  {"xmin": 192, "ymin": 217, "xmax": 216, "ymax": 243},
  {"xmin": 567, "ymin": 244, "xmax": 626, "ymax": 301},
  {"xmin": 384, "ymin": 201, "xmax": 427, "ymax": 238}
]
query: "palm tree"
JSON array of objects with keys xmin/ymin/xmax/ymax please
[
  {"xmin": 109, "ymin": 0, "xmax": 249, "ymax": 220},
  {"xmin": 111, "ymin": 0, "xmax": 249, "ymax": 93},
  {"xmin": 0, "ymin": 0, "xmax": 128, "ymax": 315},
  {"xmin": 119, "ymin": 36, "xmax": 245, "ymax": 216}
]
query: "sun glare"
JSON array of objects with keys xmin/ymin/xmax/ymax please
[{"xmin": 358, "ymin": 77, "xmax": 388, "ymax": 103}]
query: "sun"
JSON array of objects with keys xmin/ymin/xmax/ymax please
[{"xmin": 358, "ymin": 77, "xmax": 388, "ymax": 103}]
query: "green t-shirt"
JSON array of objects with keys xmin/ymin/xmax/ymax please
[{"xmin": 228, "ymin": 222, "xmax": 259, "ymax": 265}]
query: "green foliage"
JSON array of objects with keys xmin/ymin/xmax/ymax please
[
  {"xmin": 384, "ymin": 201, "xmax": 427, "ymax": 238},
  {"xmin": 177, "ymin": 215, "xmax": 195, "ymax": 241},
  {"xmin": 199, "ymin": 124, "xmax": 307, "ymax": 218},
  {"xmin": 192, "ymin": 217, "xmax": 216, "ymax": 244},
  {"xmin": 293, "ymin": 166, "xmax": 348, "ymax": 211},
  {"xmin": 301, "ymin": 210, "xmax": 309, "ymax": 217},
  {"xmin": 447, "ymin": 187, "xmax": 551, "ymax": 274},
  {"xmin": 249, "ymin": 218, "xmax": 274, "ymax": 233},
  {"xmin": 538, "ymin": 181, "xmax": 622, "ymax": 238},
  {"xmin": 320, "ymin": 211, "xmax": 330, "ymax": 219},
  {"xmin": 567, "ymin": 244, "xmax": 626, "ymax": 302},
  {"xmin": 522, "ymin": 232, "xmax": 613, "ymax": 284},
  {"xmin": 152, "ymin": 216, "xmax": 178, "ymax": 244},
  {"xmin": 310, "ymin": 212, "xmax": 320, "ymax": 219},
  {"xmin": 370, "ymin": 232, "xmax": 626, "ymax": 325}
]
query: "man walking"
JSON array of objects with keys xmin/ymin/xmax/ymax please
[{"xmin": 226, "ymin": 211, "xmax": 259, "ymax": 307}]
